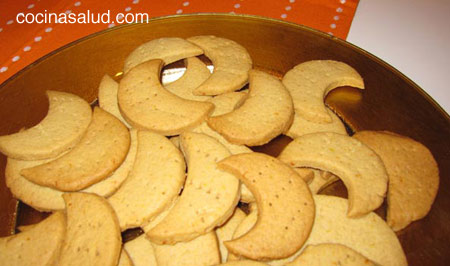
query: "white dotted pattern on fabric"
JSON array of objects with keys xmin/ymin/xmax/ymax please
[
  {"xmin": 329, "ymin": 0, "xmax": 345, "ymax": 35},
  {"xmin": 176, "ymin": 9, "xmax": 183, "ymax": 14},
  {"xmin": 12, "ymin": 56, "xmax": 20, "ymax": 62},
  {"xmin": 28, "ymin": 4, "xmax": 35, "ymax": 9},
  {"xmin": 281, "ymin": 13, "xmax": 287, "ymax": 19},
  {"xmin": 183, "ymin": 1, "xmax": 190, "ymax": 7},
  {"xmin": 125, "ymin": 7, "xmax": 131, "ymax": 12},
  {"xmin": 0, "ymin": 67, "xmax": 8, "ymax": 73},
  {"xmin": 74, "ymin": 1, "xmax": 81, "ymax": 7},
  {"xmin": 23, "ymin": 46, "xmax": 31, "ymax": 52},
  {"xmin": 234, "ymin": 3, "xmax": 241, "ymax": 9},
  {"xmin": 34, "ymin": 36, "xmax": 42, "ymax": 42}
]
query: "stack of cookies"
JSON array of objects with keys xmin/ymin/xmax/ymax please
[{"xmin": 0, "ymin": 35, "xmax": 439, "ymax": 266}]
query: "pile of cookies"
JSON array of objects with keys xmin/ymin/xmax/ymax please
[{"xmin": 0, "ymin": 35, "xmax": 440, "ymax": 266}]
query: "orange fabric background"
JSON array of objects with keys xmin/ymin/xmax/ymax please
[{"xmin": 0, "ymin": 0, "xmax": 359, "ymax": 84}]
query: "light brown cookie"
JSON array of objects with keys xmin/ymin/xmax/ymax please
[
  {"xmin": 286, "ymin": 107, "xmax": 347, "ymax": 139},
  {"xmin": 201, "ymin": 91, "xmax": 250, "ymax": 146},
  {"xmin": 20, "ymin": 107, "xmax": 130, "ymax": 192},
  {"xmin": 108, "ymin": 130, "xmax": 186, "ymax": 230},
  {"xmin": 192, "ymin": 122, "xmax": 253, "ymax": 162},
  {"xmin": 278, "ymin": 132, "xmax": 388, "ymax": 217},
  {"xmin": 169, "ymin": 136, "xmax": 181, "ymax": 148},
  {"xmin": 186, "ymin": 35, "xmax": 252, "ymax": 95},
  {"xmin": 191, "ymin": 90, "xmax": 251, "ymax": 154},
  {"xmin": 118, "ymin": 59, "xmax": 214, "ymax": 136},
  {"xmin": 152, "ymin": 232, "xmax": 221, "ymax": 266},
  {"xmin": 307, "ymin": 169, "xmax": 340, "ymax": 194},
  {"xmin": 124, "ymin": 235, "xmax": 157, "ymax": 266},
  {"xmin": 286, "ymin": 243, "xmax": 375, "ymax": 266},
  {"xmin": 147, "ymin": 132, "xmax": 240, "ymax": 244},
  {"xmin": 98, "ymin": 74, "xmax": 132, "ymax": 127},
  {"xmin": 216, "ymin": 208, "xmax": 247, "ymax": 262},
  {"xmin": 83, "ymin": 128, "xmax": 138, "ymax": 197},
  {"xmin": 220, "ymin": 260, "xmax": 268, "ymax": 266},
  {"xmin": 59, "ymin": 192, "xmax": 122, "ymax": 266},
  {"xmin": 5, "ymin": 129, "xmax": 137, "ymax": 211},
  {"xmin": 191, "ymin": 90, "xmax": 254, "ymax": 202},
  {"xmin": 141, "ymin": 199, "xmax": 220, "ymax": 266},
  {"xmin": 165, "ymin": 57, "xmax": 212, "ymax": 102},
  {"xmin": 0, "ymin": 212, "xmax": 65, "ymax": 266},
  {"xmin": 300, "ymin": 195, "xmax": 407, "ymax": 266},
  {"xmin": 123, "ymin": 37, "xmax": 203, "ymax": 73},
  {"xmin": 353, "ymin": 130, "xmax": 440, "ymax": 231},
  {"xmin": 118, "ymin": 249, "xmax": 134, "ymax": 266},
  {"xmin": 207, "ymin": 91, "xmax": 248, "ymax": 117},
  {"xmin": 0, "ymin": 90, "xmax": 92, "ymax": 160},
  {"xmin": 282, "ymin": 60, "xmax": 364, "ymax": 123},
  {"xmin": 142, "ymin": 198, "xmax": 178, "ymax": 233},
  {"xmin": 227, "ymin": 208, "xmax": 258, "ymax": 262},
  {"xmin": 5, "ymin": 156, "xmax": 65, "ymax": 211},
  {"xmin": 292, "ymin": 168, "xmax": 315, "ymax": 184},
  {"xmin": 208, "ymin": 70, "xmax": 294, "ymax": 146},
  {"xmin": 218, "ymin": 153, "xmax": 314, "ymax": 260}
]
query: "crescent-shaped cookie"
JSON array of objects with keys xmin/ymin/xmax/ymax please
[
  {"xmin": 82, "ymin": 128, "xmax": 138, "ymax": 197},
  {"xmin": 227, "ymin": 208, "xmax": 258, "ymax": 262},
  {"xmin": 353, "ymin": 130, "xmax": 439, "ymax": 231},
  {"xmin": 147, "ymin": 132, "xmax": 240, "ymax": 244},
  {"xmin": 187, "ymin": 35, "xmax": 252, "ymax": 95},
  {"xmin": 152, "ymin": 232, "xmax": 221, "ymax": 266},
  {"xmin": 98, "ymin": 74, "xmax": 131, "ymax": 127},
  {"xmin": 301, "ymin": 195, "xmax": 407, "ymax": 266},
  {"xmin": 216, "ymin": 208, "xmax": 247, "ymax": 262},
  {"xmin": 286, "ymin": 107, "xmax": 347, "ymax": 139},
  {"xmin": 118, "ymin": 59, "xmax": 214, "ymax": 135},
  {"xmin": 307, "ymin": 169, "xmax": 340, "ymax": 194},
  {"xmin": 192, "ymin": 91, "xmax": 254, "ymax": 202},
  {"xmin": 0, "ymin": 212, "xmax": 65, "ymax": 266},
  {"xmin": 0, "ymin": 90, "xmax": 92, "ymax": 160},
  {"xmin": 5, "ymin": 129, "xmax": 137, "ymax": 211},
  {"xmin": 286, "ymin": 243, "xmax": 375, "ymax": 266},
  {"xmin": 117, "ymin": 249, "xmax": 133, "ymax": 266},
  {"xmin": 123, "ymin": 235, "xmax": 158, "ymax": 266},
  {"xmin": 108, "ymin": 130, "xmax": 186, "ymax": 230},
  {"xmin": 59, "ymin": 192, "xmax": 122, "ymax": 266},
  {"xmin": 192, "ymin": 91, "xmax": 252, "ymax": 155},
  {"xmin": 278, "ymin": 132, "xmax": 388, "ymax": 217},
  {"xmin": 165, "ymin": 57, "xmax": 212, "ymax": 102},
  {"xmin": 20, "ymin": 107, "xmax": 130, "ymax": 192},
  {"xmin": 123, "ymin": 37, "xmax": 204, "ymax": 73},
  {"xmin": 208, "ymin": 70, "xmax": 294, "ymax": 146},
  {"xmin": 282, "ymin": 60, "xmax": 364, "ymax": 123},
  {"xmin": 221, "ymin": 261, "xmax": 268, "ymax": 266},
  {"xmin": 5, "ymin": 156, "xmax": 66, "ymax": 211},
  {"xmin": 218, "ymin": 153, "xmax": 314, "ymax": 260}
]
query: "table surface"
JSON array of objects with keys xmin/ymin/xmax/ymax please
[{"xmin": 348, "ymin": 0, "xmax": 450, "ymax": 116}]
